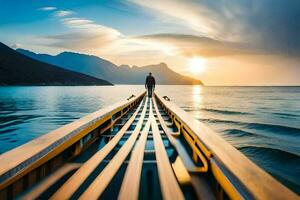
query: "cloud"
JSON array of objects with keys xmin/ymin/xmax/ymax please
[
  {"xmin": 45, "ymin": 32, "xmax": 104, "ymax": 49},
  {"xmin": 41, "ymin": 14, "xmax": 259, "ymax": 59},
  {"xmin": 38, "ymin": 1, "xmax": 300, "ymax": 61},
  {"xmin": 60, "ymin": 17, "xmax": 121, "ymax": 37},
  {"xmin": 42, "ymin": 15, "xmax": 172, "ymax": 58},
  {"xmin": 43, "ymin": 15, "xmax": 122, "ymax": 52},
  {"xmin": 38, "ymin": 7, "xmax": 121, "ymax": 51},
  {"xmin": 128, "ymin": 0, "xmax": 239, "ymax": 40},
  {"xmin": 128, "ymin": 0, "xmax": 300, "ymax": 56},
  {"xmin": 45, "ymin": 30, "xmax": 119, "ymax": 51},
  {"xmin": 61, "ymin": 18, "xmax": 93, "ymax": 26},
  {"xmin": 38, "ymin": 7, "xmax": 57, "ymax": 11},
  {"xmin": 136, "ymin": 33, "xmax": 261, "ymax": 57},
  {"xmin": 55, "ymin": 10, "xmax": 74, "ymax": 17}
]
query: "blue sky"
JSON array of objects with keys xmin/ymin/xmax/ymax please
[
  {"xmin": 0, "ymin": 1, "xmax": 153, "ymax": 41},
  {"xmin": 0, "ymin": 0, "xmax": 189, "ymax": 43},
  {"xmin": 1, "ymin": 0, "xmax": 300, "ymax": 85}
]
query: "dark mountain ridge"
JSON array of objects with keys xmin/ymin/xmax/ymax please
[
  {"xmin": 0, "ymin": 43, "xmax": 112, "ymax": 86},
  {"xmin": 17, "ymin": 49, "xmax": 203, "ymax": 85}
]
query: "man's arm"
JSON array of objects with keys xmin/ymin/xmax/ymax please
[
  {"xmin": 153, "ymin": 77, "xmax": 156, "ymax": 89},
  {"xmin": 145, "ymin": 77, "xmax": 148, "ymax": 89}
]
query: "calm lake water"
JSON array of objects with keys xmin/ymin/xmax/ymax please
[{"xmin": 0, "ymin": 86, "xmax": 299, "ymax": 194}]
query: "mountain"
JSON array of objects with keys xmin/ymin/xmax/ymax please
[
  {"xmin": 0, "ymin": 43, "xmax": 112, "ymax": 86},
  {"xmin": 17, "ymin": 49, "xmax": 203, "ymax": 85}
]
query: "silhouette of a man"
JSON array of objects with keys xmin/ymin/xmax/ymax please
[{"xmin": 145, "ymin": 72, "xmax": 156, "ymax": 98}]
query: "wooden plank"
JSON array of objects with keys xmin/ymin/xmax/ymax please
[
  {"xmin": 153, "ymin": 99, "xmax": 176, "ymax": 145},
  {"xmin": 118, "ymin": 119, "xmax": 151, "ymax": 200},
  {"xmin": 79, "ymin": 98, "xmax": 149, "ymax": 200},
  {"xmin": 210, "ymin": 158, "xmax": 243, "ymax": 200},
  {"xmin": 0, "ymin": 92, "xmax": 145, "ymax": 190},
  {"xmin": 155, "ymin": 94, "xmax": 299, "ymax": 199},
  {"xmin": 171, "ymin": 157, "xmax": 191, "ymax": 185},
  {"xmin": 22, "ymin": 163, "xmax": 81, "ymax": 200},
  {"xmin": 150, "ymin": 99, "xmax": 184, "ymax": 200},
  {"xmin": 153, "ymin": 98, "xmax": 207, "ymax": 172},
  {"xmin": 50, "ymin": 98, "xmax": 146, "ymax": 200}
]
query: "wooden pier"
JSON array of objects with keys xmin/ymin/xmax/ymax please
[{"xmin": 0, "ymin": 93, "xmax": 298, "ymax": 199}]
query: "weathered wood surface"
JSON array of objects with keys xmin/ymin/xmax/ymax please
[
  {"xmin": 1, "ymin": 91, "xmax": 297, "ymax": 200},
  {"xmin": 118, "ymin": 114, "xmax": 151, "ymax": 200},
  {"xmin": 51, "ymin": 98, "xmax": 145, "ymax": 199},
  {"xmin": 0, "ymin": 93, "xmax": 144, "ymax": 187},
  {"xmin": 22, "ymin": 163, "xmax": 81, "ymax": 200},
  {"xmin": 151, "ymin": 99, "xmax": 185, "ymax": 200},
  {"xmin": 153, "ymin": 97, "xmax": 207, "ymax": 172},
  {"xmin": 79, "ymin": 98, "xmax": 148, "ymax": 200},
  {"xmin": 0, "ymin": 93, "xmax": 145, "ymax": 190},
  {"xmin": 156, "ymin": 94, "xmax": 298, "ymax": 200}
]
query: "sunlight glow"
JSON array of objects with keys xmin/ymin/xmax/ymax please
[{"xmin": 188, "ymin": 57, "xmax": 206, "ymax": 74}]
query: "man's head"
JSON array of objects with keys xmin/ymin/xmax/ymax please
[{"xmin": 149, "ymin": 72, "xmax": 152, "ymax": 76}]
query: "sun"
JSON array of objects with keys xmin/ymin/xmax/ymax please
[{"xmin": 188, "ymin": 57, "xmax": 206, "ymax": 74}]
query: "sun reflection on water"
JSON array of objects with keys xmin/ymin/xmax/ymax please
[
  {"xmin": 192, "ymin": 85, "xmax": 203, "ymax": 118},
  {"xmin": 192, "ymin": 85, "xmax": 202, "ymax": 105}
]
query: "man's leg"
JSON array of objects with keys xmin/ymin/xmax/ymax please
[
  {"xmin": 148, "ymin": 86, "xmax": 152, "ymax": 97},
  {"xmin": 150, "ymin": 86, "xmax": 153, "ymax": 97}
]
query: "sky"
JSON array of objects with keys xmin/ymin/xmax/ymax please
[{"xmin": 1, "ymin": 0, "xmax": 300, "ymax": 85}]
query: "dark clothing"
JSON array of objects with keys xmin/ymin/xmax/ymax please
[
  {"xmin": 147, "ymin": 86, "xmax": 153, "ymax": 97},
  {"xmin": 145, "ymin": 75, "xmax": 156, "ymax": 87},
  {"xmin": 145, "ymin": 75, "xmax": 156, "ymax": 97}
]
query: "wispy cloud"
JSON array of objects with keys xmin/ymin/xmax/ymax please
[
  {"xmin": 128, "ymin": 0, "xmax": 300, "ymax": 56},
  {"xmin": 55, "ymin": 10, "xmax": 74, "ymax": 17},
  {"xmin": 136, "ymin": 33, "xmax": 260, "ymax": 57},
  {"xmin": 38, "ymin": 7, "xmax": 57, "ymax": 11},
  {"xmin": 36, "ymin": 2, "xmax": 261, "ymax": 58},
  {"xmin": 128, "ymin": 0, "xmax": 233, "ymax": 40},
  {"xmin": 37, "ymin": 0, "xmax": 300, "ymax": 62},
  {"xmin": 44, "ymin": 31, "xmax": 120, "ymax": 52},
  {"xmin": 43, "ymin": 15, "xmax": 121, "ymax": 52},
  {"xmin": 60, "ymin": 17, "xmax": 121, "ymax": 37},
  {"xmin": 61, "ymin": 18, "xmax": 93, "ymax": 26}
]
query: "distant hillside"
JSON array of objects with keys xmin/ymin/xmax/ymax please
[
  {"xmin": 0, "ymin": 43, "xmax": 112, "ymax": 86},
  {"xmin": 17, "ymin": 49, "xmax": 203, "ymax": 85}
]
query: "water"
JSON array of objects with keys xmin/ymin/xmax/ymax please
[{"xmin": 0, "ymin": 86, "xmax": 299, "ymax": 194}]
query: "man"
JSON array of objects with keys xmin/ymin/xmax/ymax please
[{"xmin": 145, "ymin": 72, "xmax": 156, "ymax": 98}]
